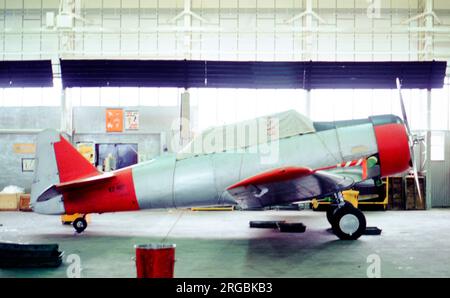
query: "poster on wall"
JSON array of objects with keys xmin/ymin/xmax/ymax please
[
  {"xmin": 76, "ymin": 142, "xmax": 95, "ymax": 164},
  {"xmin": 22, "ymin": 158, "xmax": 36, "ymax": 172},
  {"xmin": 125, "ymin": 110, "xmax": 139, "ymax": 130},
  {"xmin": 106, "ymin": 108, "xmax": 124, "ymax": 132},
  {"xmin": 13, "ymin": 143, "xmax": 36, "ymax": 154}
]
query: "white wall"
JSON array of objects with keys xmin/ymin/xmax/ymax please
[
  {"xmin": 2, "ymin": 0, "xmax": 450, "ymax": 200},
  {"xmin": 0, "ymin": 0, "xmax": 449, "ymax": 130},
  {"xmin": 0, "ymin": 0, "xmax": 447, "ymax": 62}
]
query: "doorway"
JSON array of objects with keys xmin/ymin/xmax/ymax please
[{"xmin": 95, "ymin": 143, "xmax": 138, "ymax": 171}]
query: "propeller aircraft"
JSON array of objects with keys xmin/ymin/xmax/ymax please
[{"xmin": 30, "ymin": 78, "xmax": 421, "ymax": 240}]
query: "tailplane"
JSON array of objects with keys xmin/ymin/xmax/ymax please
[{"xmin": 31, "ymin": 129, "xmax": 99, "ymax": 214}]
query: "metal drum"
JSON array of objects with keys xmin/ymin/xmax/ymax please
[{"xmin": 135, "ymin": 244, "xmax": 176, "ymax": 278}]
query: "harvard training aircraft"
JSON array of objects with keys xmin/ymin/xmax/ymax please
[{"xmin": 31, "ymin": 79, "xmax": 420, "ymax": 240}]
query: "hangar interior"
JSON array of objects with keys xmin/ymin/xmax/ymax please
[{"xmin": 1, "ymin": 0, "xmax": 450, "ymax": 278}]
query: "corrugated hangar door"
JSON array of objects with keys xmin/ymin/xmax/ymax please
[{"xmin": 429, "ymin": 132, "xmax": 450, "ymax": 207}]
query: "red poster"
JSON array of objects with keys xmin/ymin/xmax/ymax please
[{"xmin": 106, "ymin": 109, "xmax": 124, "ymax": 132}]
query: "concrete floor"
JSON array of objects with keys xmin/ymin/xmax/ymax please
[{"xmin": 1, "ymin": 209, "xmax": 450, "ymax": 278}]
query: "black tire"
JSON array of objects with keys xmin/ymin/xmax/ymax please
[
  {"xmin": 326, "ymin": 205, "xmax": 337, "ymax": 225},
  {"xmin": 326, "ymin": 201, "xmax": 353, "ymax": 226},
  {"xmin": 331, "ymin": 204, "xmax": 366, "ymax": 240},
  {"xmin": 73, "ymin": 218, "xmax": 87, "ymax": 233}
]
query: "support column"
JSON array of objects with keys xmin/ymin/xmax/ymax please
[
  {"xmin": 58, "ymin": 0, "xmax": 76, "ymax": 54},
  {"xmin": 304, "ymin": 0, "xmax": 313, "ymax": 61},
  {"xmin": 425, "ymin": 89, "xmax": 432, "ymax": 209},
  {"xmin": 402, "ymin": 0, "xmax": 439, "ymax": 61},
  {"xmin": 305, "ymin": 89, "xmax": 311, "ymax": 119},
  {"xmin": 60, "ymin": 86, "xmax": 73, "ymax": 137},
  {"xmin": 183, "ymin": 0, "xmax": 192, "ymax": 59},
  {"xmin": 427, "ymin": 89, "xmax": 432, "ymax": 131},
  {"xmin": 423, "ymin": 0, "xmax": 434, "ymax": 61},
  {"xmin": 54, "ymin": 59, "xmax": 72, "ymax": 138},
  {"xmin": 60, "ymin": 86, "xmax": 66, "ymax": 131},
  {"xmin": 180, "ymin": 90, "xmax": 191, "ymax": 147}
]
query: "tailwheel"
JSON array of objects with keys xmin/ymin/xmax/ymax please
[
  {"xmin": 331, "ymin": 204, "xmax": 366, "ymax": 240},
  {"xmin": 73, "ymin": 217, "xmax": 88, "ymax": 234}
]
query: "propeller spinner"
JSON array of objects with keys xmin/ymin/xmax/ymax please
[{"xmin": 396, "ymin": 78, "xmax": 423, "ymax": 204}]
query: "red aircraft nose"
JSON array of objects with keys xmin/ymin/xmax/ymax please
[{"xmin": 373, "ymin": 123, "xmax": 411, "ymax": 177}]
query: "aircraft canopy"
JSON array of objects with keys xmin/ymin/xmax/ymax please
[{"xmin": 177, "ymin": 110, "xmax": 315, "ymax": 159}]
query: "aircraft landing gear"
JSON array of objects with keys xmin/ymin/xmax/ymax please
[
  {"xmin": 328, "ymin": 193, "xmax": 366, "ymax": 240},
  {"xmin": 326, "ymin": 201, "xmax": 353, "ymax": 225},
  {"xmin": 73, "ymin": 216, "xmax": 88, "ymax": 234}
]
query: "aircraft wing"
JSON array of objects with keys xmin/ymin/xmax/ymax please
[{"xmin": 226, "ymin": 166, "xmax": 355, "ymax": 209}]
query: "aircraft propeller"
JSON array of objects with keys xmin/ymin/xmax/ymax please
[{"xmin": 396, "ymin": 78, "xmax": 423, "ymax": 204}]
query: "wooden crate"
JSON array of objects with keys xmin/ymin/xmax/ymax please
[
  {"xmin": 388, "ymin": 176, "xmax": 404, "ymax": 210},
  {"xmin": 0, "ymin": 194, "xmax": 19, "ymax": 211},
  {"xmin": 405, "ymin": 176, "xmax": 426, "ymax": 210},
  {"xmin": 19, "ymin": 194, "xmax": 32, "ymax": 212}
]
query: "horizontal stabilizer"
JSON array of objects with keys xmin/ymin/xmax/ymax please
[{"xmin": 37, "ymin": 172, "xmax": 115, "ymax": 202}]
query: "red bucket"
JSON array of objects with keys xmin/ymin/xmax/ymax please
[{"xmin": 135, "ymin": 244, "xmax": 176, "ymax": 278}]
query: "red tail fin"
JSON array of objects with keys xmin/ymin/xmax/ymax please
[{"xmin": 53, "ymin": 135, "xmax": 99, "ymax": 183}]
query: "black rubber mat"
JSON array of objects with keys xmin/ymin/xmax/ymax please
[
  {"xmin": 278, "ymin": 223, "xmax": 306, "ymax": 233},
  {"xmin": 249, "ymin": 220, "xmax": 286, "ymax": 229},
  {"xmin": 0, "ymin": 242, "xmax": 63, "ymax": 268}
]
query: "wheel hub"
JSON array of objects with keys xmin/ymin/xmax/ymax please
[{"xmin": 339, "ymin": 214, "xmax": 359, "ymax": 235}]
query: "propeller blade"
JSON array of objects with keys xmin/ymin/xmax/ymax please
[
  {"xmin": 396, "ymin": 78, "xmax": 423, "ymax": 205},
  {"xmin": 410, "ymin": 146, "xmax": 423, "ymax": 204},
  {"xmin": 396, "ymin": 78, "xmax": 412, "ymax": 137}
]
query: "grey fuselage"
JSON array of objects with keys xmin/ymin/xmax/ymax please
[{"xmin": 131, "ymin": 117, "xmax": 387, "ymax": 210}]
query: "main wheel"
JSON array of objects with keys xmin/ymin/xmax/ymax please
[
  {"xmin": 73, "ymin": 217, "xmax": 88, "ymax": 233},
  {"xmin": 326, "ymin": 206, "xmax": 337, "ymax": 225},
  {"xmin": 326, "ymin": 201, "xmax": 353, "ymax": 226},
  {"xmin": 331, "ymin": 204, "xmax": 366, "ymax": 240}
]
